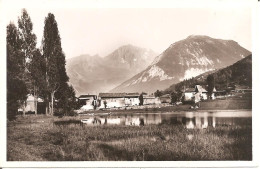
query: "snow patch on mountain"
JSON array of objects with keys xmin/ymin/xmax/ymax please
[{"xmin": 181, "ymin": 68, "xmax": 214, "ymax": 80}]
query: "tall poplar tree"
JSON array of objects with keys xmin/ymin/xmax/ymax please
[
  {"xmin": 18, "ymin": 9, "xmax": 38, "ymax": 114},
  {"xmin": 207, "ymin": 75, "xmax": 215, "ymax": 100},
  {"xmin": 18, "ymin": 9, "xmax": 37, "ymax": 86},
  {"xmin": 31, "ymin": 49, "xmax": 46, "ymax": 114},
  {"xmin": 42, "ymin": 13, "xmax": 69, "ymax": 115},
  {"xmin": 7, "ymin": 23, "xmax": 27, "ymax": 120}
]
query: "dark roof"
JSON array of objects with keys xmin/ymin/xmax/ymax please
[
  {"xmin": 235, "ymin": 85, "xmax": 251, "ymax": 90},
  {"xmin": 195, "ymin": 85, "xmax": 207, "ymax": 93},
  {"xmin": 125, "ymin": 93, "xmax": 140, "ymax": 97},
  {"xmin": 99, "ymin": 93, "xmax": 125, "ymax": 98},
  {"xmin": 99, "ymin": 93, "xmax": 140, "ymax": 98},
  {"xmin": 144, "ymin": 95, "xmax": 156, "ymax": 99},
  {"xmin": 185, "ymin": 88, "xmax": 195, "ymax": 93},
  {"xmin": 160, "ymin": 94, "xmax": 171, "ymax": 98},
  {"xmin": 78, "ymin": 94, "xmax": 96, "ymax": 99},
  {"xmin": 184, "ymin": 85, "xmax": 208, "ymax": 93}
]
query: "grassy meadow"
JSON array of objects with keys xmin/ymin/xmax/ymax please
[{"xmin": 7, "ymin": 115, "xmax": 252, "ymax": 161}]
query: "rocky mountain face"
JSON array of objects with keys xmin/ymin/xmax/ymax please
[
  {"xmin": 165, "ymin": 54, "xmax": 252, "ymax": 93},
  {"xmin": 66, "ymin": 45, "xmax": 157, "ymax": 95},
  {"xmin": 111, "ymin": 35, "xmax": 251, "ymax": 93}
]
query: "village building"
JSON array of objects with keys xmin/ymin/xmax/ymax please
[
  {"xmin": 22, "ymin": 94, "xmax": 44, "ymax": 114},
  {"xmin": 159, "ymin": 94, "xmax": 171, "ymax": 103},
  {"xmin": 143, "ymin": 94, "xmax": 161, "ymax": 105},
  {"xmin": 99, "ymin": 93, "xmax": 126, "ymax": 108},
  {"xmin": 183, "ymin": 85, "xmax": 216, "ymax": 102},
  {"xmin": 234, "ymin": 85, "xmax": 252, "ymax": 93},
  {"xmin": 124, "ymin": 93, "xmax": 140, "ymax": 106},
  {"xmin": 194, "ymin": 85, "xmax": 208, "ymax": 100},
  {"xmin": 214, "ymin": 90, "xmax": 227, "ymax": 99},
  {"xmin": 18, "ymin": 94, "xmax": 45, "ymax": 114},
  {"xmin": 78, "ymin": 94, "xmax": 97, "ymax": 110},
  {"xmin": 183, "ymin": 88, "xmax": 195, "ymax": 102}
]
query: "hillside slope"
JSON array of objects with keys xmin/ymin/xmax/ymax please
[
  {"xmin": 66, "ymin": 45, "xmax": 157, "ymax": 95},
  {"xmin": 111, "ymin": 35, "xmax": 251, "ymax": 93},
  {"xmin": 165, "ymin": 54, "xmax": 252, "ymax": 92}
]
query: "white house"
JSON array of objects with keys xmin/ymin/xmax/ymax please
[
  {"xmin": 143, "ymin": 94, "xmax": 161, "ymax": 105},
  {"xmin": 99, "ymin": 93, "xmax": 126, "ymax": 108},
  {"xmin": 183, "ymin": 85, "xmax": 216, "ymax": 102},
  {"xmin": 78, "ymin": 94, "xmax": 97, "ymax": 111},
  {"xmin": 23, "ymin": 94, "xmax": 44, "ymax": 113},
  {"xmin": 124, "ymin": 93, "xmax": 140, "ymax": 106},
  {"xmin": 159, "ymin": 94, "xmax": 171, "ymax": 103}
]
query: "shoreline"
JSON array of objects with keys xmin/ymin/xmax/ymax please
[{"xmin": 79, "ymin": 106, "xmax": 252, "ymax": 116}]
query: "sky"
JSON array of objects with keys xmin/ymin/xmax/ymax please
[{"xmin": 2, "ymin": 0, "xmax": 253, "ymax": 59}]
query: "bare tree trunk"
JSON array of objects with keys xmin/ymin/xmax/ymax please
[
  {"xmin": 22, "ymin": 101, "xmax": 26, "ymax": 116},
  {"xmin": 46, "ymin": 104, "xmax": 49, "ymax": 115},
  {"xmin": 49, "ymin": 101, "xmax": 51, "ymax": 115},
  {"xmin": 34, "ymin": 86, "xmax": 38, "ymax": 115},
  {"xmin": 35, "ymin": 95, "xmax": 38, "ymax": 115},
  {"xmin": 45, "ymin": 96, "xmax": 49, "ymax": 115},
  {"xmin": 51, "ymin": 92, "xmax": 55, "ymax": 116}
]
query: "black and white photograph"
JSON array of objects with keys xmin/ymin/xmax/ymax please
[{"xmin": 0, "ymin": 0, "xmax": 259, "ymax": 167}]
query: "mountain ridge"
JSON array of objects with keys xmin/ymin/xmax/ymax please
[
  {"xmin": 66, "ymin": 45, "xmax": 158, "ymax": 95},
  {"xmin": 165, "ymin": 54, "xmax": 252, "ymax": 93},
  {"xmin": 111, "ymin": 35, "xmax": 251, "ymax": 93}
]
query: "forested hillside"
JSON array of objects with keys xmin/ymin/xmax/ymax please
[{"xmin": 165, "ymin": 54, "xmax": 252, "ymax": 93}]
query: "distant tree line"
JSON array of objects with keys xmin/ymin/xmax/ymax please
[{"xmin": 7, "ymin": 9, "xmax": 77, "ymax": 120}]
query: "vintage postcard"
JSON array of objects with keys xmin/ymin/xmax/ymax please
[{"xmin": 0, "ymin": 0, "xmax": 259, "ymax": 168}]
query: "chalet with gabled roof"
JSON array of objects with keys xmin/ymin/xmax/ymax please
[{"xmin": 183, "ymin": 85, "xmax": 216, "ymax": 102}]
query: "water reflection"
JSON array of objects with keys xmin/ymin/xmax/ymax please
[
  {"xmin": 81, "ymin": 113, "xmax": 162, "ymax": 126},
  {"xmin": 68, "ymin": 111, "xmax": 251, "ymax": 129},
  {"xmin": 161, "ymin": 111, "xmax": 251, "ymax": 129}
]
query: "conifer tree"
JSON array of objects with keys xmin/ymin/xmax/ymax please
[
  {"xmin": 42, "ymin": 13, "xmax": 69, "ymax": 115},
  {"xmin": 18, "ymin": 9, "xmax": 37, "ymax": 114},
  {"xmin": 7, "ymin": 23, "xmax": 27, "ymax": 120},
  {"xmin": 31, "ymin": 49, "xmax": 46, "ymax": 114},
  {"xmin": 207, "ymin": 75, "xmax": 215, "ymax": 100}
]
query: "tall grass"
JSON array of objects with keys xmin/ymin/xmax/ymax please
[{"xmin": 7, "ymin": 115, "xmax": 252, "ymax": 161}]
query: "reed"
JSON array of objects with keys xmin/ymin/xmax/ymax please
[{"xmin": 7, "ymin": 115, "xmax": 252, "ymax": 161}]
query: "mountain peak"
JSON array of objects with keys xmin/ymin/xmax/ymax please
[
  {"xmin": 111, "ymin": 36, "xmax": 251, "ymax": 93},
  {"xmin": 66, "ymin": 45, "xmax": 157, "ymax": 95},
  {"xmin": 186, "ymin": 35, "xmax": 211, "ymax": 39}
]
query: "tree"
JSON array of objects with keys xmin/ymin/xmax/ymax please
[
  {"xmin": 154, "ymin": 90, "xmax": 163, "ymax": 97},
  {"xmin": 207, "ymin": 75, "xmax": 215, "ymax": 100},
  {"xmin": 42, "ymin": 13, "xmax": 69, "ymax": 115},
  {"xmin": 7, "ymin": 23, "xmax": 28, "ymax": 120},
  {"xmin": 92, "ymin": 99, "xmax": 97, "ymax": 110},
  {"xmin": 56, "ymin": 84, "xmax": 77, "ymax": 115},
  {"xmin": 139, "ymin": 93, "xmax": 144, "ymax": 106},
  {"xmin": 104, "ymin": 100, "xmax": 107, "ymax": 109},
  {"xmin": 18, "ymin": 9, "xmax": 37, "ymax": 89},
  {"xmin": 18, "ymin": 9, "xmax": 38, "ymax": 114},
  {"xmin": 30, "ymin": 49, "xmax": 46, "ymax": 114},
  {"xmin": 170, "ymin": 92, "xmax": 178, "ymax": 104},
  {"xmin": 170, "ymin": 91, "xmax": 183, "ymax": 104}
]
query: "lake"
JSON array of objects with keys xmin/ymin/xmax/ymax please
[{"xmin": 55, "ymin": 110, "xmax": 252, "ymax": 129}]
